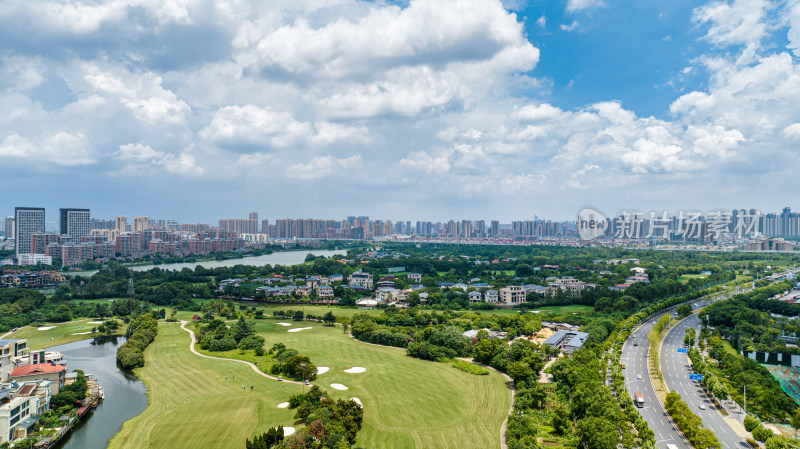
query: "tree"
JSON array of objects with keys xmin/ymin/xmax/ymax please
[
  {"xmin": 766, "ymin": 436, "xmax": 788, "ymax": 449},
  {"xmin": 791, "ymin": 408, "xmax": 800, "ymax": 440},
  {"xmin": 577, "ymin": 416, "xmax": 618, "ymax": 449},
  {"xmin": 744, "ymin": 415, "xmax": 760, "ymax": 433},
  {"xmin": 233, "ymin": 317, "xmax": 254, "ymax": 342},
  {"xmin": 677, "ymin": 304, "xmax": 692, "ymax": 317},
  {"xmin": 754, "ymin": 426, "xmax": 774, "ymax": 443},
  {"xmin": 293, "ymin": 310, "xmax": 304, "ymax": 321},
  {"xmin": 323, "ymin": 311, "xmax": 336, "ymax": 326}
]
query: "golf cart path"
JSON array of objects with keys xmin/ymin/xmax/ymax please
[{"xmin": 179, "ymin": 321, "xmax": 304, "ymax": 386}]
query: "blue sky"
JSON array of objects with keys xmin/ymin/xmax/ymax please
[{"xmin": 1, "ymin": 0, "xmax": 800, "ymax": 225}]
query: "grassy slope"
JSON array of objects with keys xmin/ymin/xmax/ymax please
[
  {"xmin": 255, "ymin": 321, "xmax": 510, "ymax": 449},
  {"xmin": 107, "ymin": 323, "xmax": 302, "ymax": 449},
  {"xmin": 5, "ymin": 319, "xmax": 127, "ymax": 350}
]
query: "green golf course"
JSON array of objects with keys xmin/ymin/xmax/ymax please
[{"xmin": 108, "ymin": 320, "xmax": 511, "ymax": 449}]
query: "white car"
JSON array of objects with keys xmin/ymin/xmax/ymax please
[
  {"xmin": 636, "ymin": 374, "xmax": 642, "ymax": 380},
  {"xmin": 698, "ymin": 403, "xmax": 706, "ymax": 410}
]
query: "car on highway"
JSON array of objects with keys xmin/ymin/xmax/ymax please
[
  {"xmin": 633, "ymin": 341, "xmax": 638, "ymax": 346},
  {"xmin": 636, "ymin": 374, "xmax": 642, "ymax": 379}
]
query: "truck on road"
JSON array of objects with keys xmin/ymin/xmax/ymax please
[{"xmin": 635, "ymin": 391, "xmax": 644, "ymax": 407}]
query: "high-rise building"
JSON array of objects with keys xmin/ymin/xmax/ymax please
[
  {"xmin": 3, "ymin": 217, "xmax": 14, "ymax": 239},
  {"xmin": 59, "ymin": 208, "xmax": 91, "ymax": 239},
  {"xmin": 116, "ymin": 216, "xmax": 128, "ymax": 233},
  {"xmin": 133, "ymin": 216, "xmax": 150, "ymax": 232},
  {"xmin": 261, "ymin": 219, "xmax": 269, "ymax": 235},
  {"xmin": 490, "ymin": 220, "xmax": 500, "ymax": 237},
  {"xmin": 15, "ymin": 207, "xmax": 45, "ymax": 256},
  {"xmin": 90, "ymin": 218, "xmax": 115, "ymax": 230}
]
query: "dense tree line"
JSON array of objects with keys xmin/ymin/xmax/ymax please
[{"xmin": 116, "ymin": 313, "xmax": 159, "ymax": 369}]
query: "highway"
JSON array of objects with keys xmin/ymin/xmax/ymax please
[
  {"xmin": 660, "ymin": 313, "xmax": 748, "ymax": 449},
  {"xmin": 621, "ymin": 318, "xmax": 690, "ymax": 449}
]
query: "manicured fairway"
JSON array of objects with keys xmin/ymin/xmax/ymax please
[
  {"xmin": 111, "ymin": 319, "xmax": 511, "ymax": 449},
  {"xmin": 253, "ymin": 321, "xmax": 511, "ymax": 449},
  {"xmin": 107, "ymin": 323, "xmax": 303, "ymax": 449},
  {"xmin": 4, "ymin": 319, "xmax": 127, "ymax": 350}
]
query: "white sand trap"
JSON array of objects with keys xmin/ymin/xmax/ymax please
[
  {"xmin": 38, "ymin": 326, "xmax": 55, "ymax": 331},
  {"xmin": 277, "ymin": 322, "xmax": 292, "ymax": 326},
  {"xmin": 350, "ymin": 397, "xmax": 362, "ymax": 407},
  {"xmin": 288, "ymin": 327, "xmax": 312, "ymax": 333},
  {"xmin": 344, "ymin": 367, "xmax": 366, "ymax": 374},
  {"xmin": 88, "ymin": 321, "xmax": 103, "ymax": 324},
  {"xmin": 317, "ymin": 367, "xmax": 330, "ymax": 375},
  {"xmin": 277, "ymin": 402, "xmax": 290, "ymax": 409},
  {"xmin": 330, "ymin": 383, "xmax": 349, "ymax": 391},
  {"xmin": 72, "ymin": 331, "xmax": 92, "ymax": 335},
  {"xmin": 282, "ymin": 427, "xmax": 295, "ymax": 436}
]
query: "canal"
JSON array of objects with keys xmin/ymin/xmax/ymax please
[{"xmin": 52, "ymin": 337, "xmax": 147, "ymax": 449}]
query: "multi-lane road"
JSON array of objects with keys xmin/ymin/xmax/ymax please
[
  {"xmin": 661, "ymin": 313, "xmax": 748, "ymax": 449},
  {"xmin": 621, "ymin": 319, "xmax": 690, "ymax": 449}
]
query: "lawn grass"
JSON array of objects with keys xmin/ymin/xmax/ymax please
[
  {"xmin": 4, "ymin": 319, "xmax": 127, "ymax": 350},
  {"xmin": 107, "ymin": 323, "xmax": 302, "ymax": 449},
  {"xmin": 678, "ymin": 274, "xmax": 708, "ymax": 284},
  {"xmin": 188, "ymin": 320, "xmax": 512, "ymax": 448},
  {"xmin": 108, "ymin": 320, "xmax": 510, "ymax": 449}
]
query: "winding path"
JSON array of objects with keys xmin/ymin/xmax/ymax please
[{"xmin": 179, "ymin": 321, "xmax": 304, "ymax": 386}]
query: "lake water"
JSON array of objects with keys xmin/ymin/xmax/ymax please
[
  {"xmin": 52, "ymin": 337, "xmax": 148, "ymax": 449},
  {"xmin": 68, "ymin": 249, "xmax": 342, "ymax": 277}
]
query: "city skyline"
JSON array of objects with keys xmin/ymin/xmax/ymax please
[{"xmin": 2, "ymin": 1, "xmax": 800, "ymax": 219}]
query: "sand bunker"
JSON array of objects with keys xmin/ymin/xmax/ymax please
[
  {"xmin": 38, "ymin": 326, "xmax": 55, "ymax": 331},
  {"xmin": 72, "ymin": 331, "xmax": 92, "ymax": 335},
  {"xmin": 330, "ymin": 383, "xmax": 349, "ymax": 391},
  {"xmin": 282, "ymin": 427, "xmax": 295, "ymax": 436},
  {"xmin": 288, "ymin": 327, "xmax": 312, "ymax": 333},
  {"xmin": 317, "ymin": 367, "xmax": 330, "ymax": 375},
  {"xmin": 277, "ymin": 402, "xmax": 290, "ymax": 409},
  {"xmin": 350, "ymin": 397, "xmax": 362, "ymax": 407},
  {"xmin": 344, "ymin": 367, "xmax": 366, "ymax": 374},
  {"xmin": 277, "ymin": 322, "xmax": 292, "ymax": 326},
  {"xmin": 88, "ymin": 321, "xmax": 103, "ymax": 324}
]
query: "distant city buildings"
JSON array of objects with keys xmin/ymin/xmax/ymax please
[
  {"xmin": 3, "ymin": 217, "xmax": 14, "ymax": 239},
  {"xmin": 59, "ymin": 208, "xmax": 90, "ymax": 239},
  {"xmin": 14, "ymin": 207, "xmax": 45, "ymax": 258}
]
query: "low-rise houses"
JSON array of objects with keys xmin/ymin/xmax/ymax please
[
  {"xmin": 485, "ymin": 289, "xmax": 499, "ymax": 303},
  {"xmin": 11, "ymin": 364, "xmax": 66, "ymax": 395},
  {"xmin": 499, "ymin": 285, "xmax": 527, "ymax": 305},
  {"xmin": 407, "ymin": 273, "xmax": 422, "ymax": 283},
  {"xmin": 316, "ymin": 286, "xmax": 334, "ymax": 298},
  {"xmin": 543, "ymin": 330, "xmax": 589, "ymax": 354},
  {"xmin": 546, "ymin": 277, "xmax": 587, "ymax": 296},
  {"xmin": 349, "ymin": 271, "xmax": 373, "ymax": 289},
  {"xmin": 468, "ymin": 291, "xmax": 483, "ymax": 303}
]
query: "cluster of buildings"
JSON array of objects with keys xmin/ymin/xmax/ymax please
[
  {"xmin": 6, "ymin": 207, "xmax": 244, "ymax": 267},
  {"xmin": 0, "ymin": 271, "xmax": 66, "ymax": 289},
  {"xmin": 0, "ymin": 338, "xmax": 95, "ymax": 445}
]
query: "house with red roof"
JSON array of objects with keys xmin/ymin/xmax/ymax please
[{"xmin": 11, "ymin": 363, "xmax": 66, "ymax": 395}]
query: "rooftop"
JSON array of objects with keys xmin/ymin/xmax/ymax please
[{"xmin": 11, "ymin": 363, "xmax": 66, "ymax": 377}]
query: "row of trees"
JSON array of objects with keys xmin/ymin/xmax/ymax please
[
  {"xmin": 664, "ymin": 391, "xmax": 720, "ymax": 449},
  {"xmin": 116, "ymin": 313, "xmax": 159, "ymax": 369}
]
